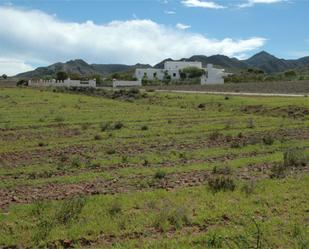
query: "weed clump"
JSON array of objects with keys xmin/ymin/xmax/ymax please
[
  {"xmin": 154, "ymin": 170, "xmax": 166, "ymax": 179},
  {"xmin": 262, "ymin": 134, "xmax": 274, "ymax": 145},
  {"xmin": 55, "ymin": 197, "xmax": 86, "ymax": 225},
  {"xmin": 207, "ymin": 175, "xmax": 236, "ymax": 192},
  {"xmin": 114, "ymin": 121, "xmax": 124, "ymax": 130},
  {"xmin": 106, "ymin": 148, "xmax": 116, "ymax": 155},
  {"xmin": 141, "ymin": 125, "xmax": 148, "ymax": 131},
  {"xmin": 108, "ymin": 201, "xmax": 122, "ymax": 216},
  {"xmin": 94, "ymin": 134, "xmax": 103, "ymax": 140},
  {"xmin": 153, "ymin": 201, "xmax": 190, "ymax": 232},
  {"xmin": 209, "ymin": 131, "xmax": 222, "ymax": 141},
  {"xmin": 270, "ymin": 148, "xmax": 308, "ymax": 178}
]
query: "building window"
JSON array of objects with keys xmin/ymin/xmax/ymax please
[{"xmin": 173, "ymin": 73, "xmax": 176, "ymax": 77}]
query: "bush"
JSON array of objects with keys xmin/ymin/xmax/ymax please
[
  {"xmin": 55, "ymin": 197, "xmax": 86, "ymax": 225},
  {"xmin": 283, "ymin": 148, "xmax": 308, "ymax": 167},
  {"xmin": 207, "ymin": 175, "xmax": 236, "ymax": 192},
  {"xmin": 71, "ymin": 157, "xmax": 82, "ymax": 168},
  {"xmin": 262, "ymin": 134, "xmax": 274, "ymax": 145},
  {"xmin": 198, "ymin": 103, "xmax": 206, "ymax": 109},
  {"xmin": 114, "ymin": 121, "xmax": 124, "ymax": 130},
  {"xmin": 38, "ymin": 142, "xmax": 46, "ymax": 147},
  {"xmin": 270, "ymin": 163, "xmax": 287, "ymax": 179},
  {"xmin": 106, "ymin": 148, "xmax": 116, "ymax": 155},
  {"xmin": 141, "ymin": 125, "xmax": 148, "ymax": 131},
  {"xmin": 154, "ymin": 170, "xmax": 166, "ymax": 179},
  {"xmin": 94, "ymin": 134, "xmax": 103, "ymax": 140},
  {"xmin": 17, "ymin": 79, "xmax": 28, "ymax": 86}
]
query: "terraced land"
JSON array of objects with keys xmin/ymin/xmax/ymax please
[{"xmin": 0, "ymin": 87, "xmax": 308, "ymax": 248}]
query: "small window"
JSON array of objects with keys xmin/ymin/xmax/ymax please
[{"xmin": 173, "ymin": 73, "xmax": 176, "ymax": 77}]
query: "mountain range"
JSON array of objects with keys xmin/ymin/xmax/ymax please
[{"xmin": 15, "ymin": 51, "xmax": 309, "ymax": 78}]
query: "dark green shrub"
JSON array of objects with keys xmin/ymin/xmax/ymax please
[
  {"xmin": 262, "ymin": 136, "xmax": 274, "ymax": 145},
  {"xmin": 71, "ymin": 157, "xmax": 82, "ymax": 168},
  {"xmin": 207, "ymin": 175, "xmax": 236, "ymax": 192},
  {"xmin": 283, "ymin": 148, "xmax": 308, "ymax": 167},
  {"xmin": 154, "ymin": 170, "xmax": 166, "ymax": 179},
  {"xmin": 270, "ymin": 163, "xmax": 287, "ymax": 178},
  {"xmin": 94, "ymin": 134, "xmax": 103, "ymax": 140},
  {"xmin": 141, "ymin": 125, "xmax": 148, "ymax": 131},
  {"xmin": 114, "ymin": 121, "xmax": 124, "ymax": 130},
  {"xmin": 106, "ymin": 148, "xmax": 116, "ymax": 155},
  {"xmin": 198, "ymin": 103, "xmax": 206, "ymax": 109}
]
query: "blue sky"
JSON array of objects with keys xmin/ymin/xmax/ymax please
[{"xmin": 0, "ymin": 0, "xmax": 308, "ymax": 75}]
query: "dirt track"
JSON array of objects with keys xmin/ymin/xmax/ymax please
[{"xmin": 156, "ymin": 90, "xmax": 307, "ymax": 97}]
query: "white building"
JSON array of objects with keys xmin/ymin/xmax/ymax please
[
  {"xmin": 135, "ymin": 61, "xmax": 227, "ymax": 85},
  {"xmin": 201, "ymin": 64, "xmax": 229, "ymax": 85}
]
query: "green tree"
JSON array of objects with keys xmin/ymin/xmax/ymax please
[
  {"xmin": 163, "ymin": 71, "xmax": 171, "ymax": 84},
  {"xmin": 181, "ymin": 67, "xmax": 204, "ymax": 79},
  {"xmin": 56, "ymin": 71, "xmax": 68, "ymax": 81},
  {"xmin": 1, "ymin": 74, "xmax": 7, "ymax": 79},
  {"xmin": 142, "ymin": 73, "xmax": 148, "ymax": 85},
  {"xmin": 284, "ymin": 70, "xmax": 296, "ymax": 78}
]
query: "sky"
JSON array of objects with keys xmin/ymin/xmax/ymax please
[{"xmin": 0, "ymin": 0, "xmax": 308, "ymax": 75}]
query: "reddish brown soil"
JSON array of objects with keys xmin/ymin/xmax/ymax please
[{"xmin": 2, "ymin": 162, "xmax": 307, "ymax": 210}]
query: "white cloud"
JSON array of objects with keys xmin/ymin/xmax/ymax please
[
  {"xmin": 0, "ymin": 58, "xmax": 33, "ymax": 76},
  {"xmin": 238, "ymin": 0, "xmax": 285, "ymax": 8},
  {"xmin": 0, "ymin": 6, "xmax": 266, "ymax": 75},
  {"xmin": 181, "ymin": 0, "xmax": 225, "ymax": 9},
  {"xmin": 176, "ymin": 23, "xmax": 191, "ymax": 30},
  {"xmin": 164, "ymin": 10, "xmax": 176, "ymax": 14}
]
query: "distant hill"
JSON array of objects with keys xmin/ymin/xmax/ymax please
[
  {"xmin": 16, "ymin": 59, "xmax": 150, "ymax": 79},
  {"xmin": 15, "ymin": 51, "xmax": 309, "ymax": 78},
  {"xmin": 243, "ymin": 51, "xmax": 309, "ymax": 73}
]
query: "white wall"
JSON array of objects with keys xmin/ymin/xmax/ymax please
[
  {"xmin": 164, "ymin": 61, "xmax": 202, "ymax": 70},
  {"xmin": 28, "ymin": 78, "xmax": 96, "ymax": 88},
  {"xmin": 113, "ymin": 80, "xmax": 142, "ymax": 88},
  {"xmin": 135, "ymin": 68, "xmax": 164, "ymax": 81},
  {"xmin": 201, "ymin": 64, "xmax": 226, "ymax": 85}
]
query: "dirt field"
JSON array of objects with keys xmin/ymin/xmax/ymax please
[{"xmin": 0, "ymin": 87, "xmax": 308, "ymax": 248}]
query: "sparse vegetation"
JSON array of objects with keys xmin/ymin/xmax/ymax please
[{"xmin": 0, "ymin": 88, "xmax": 308, "ymax": 248}]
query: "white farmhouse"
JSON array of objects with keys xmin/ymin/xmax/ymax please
[{"xmin": 135, "ymin": 61, "xmax": 228, "ymax": 85}]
